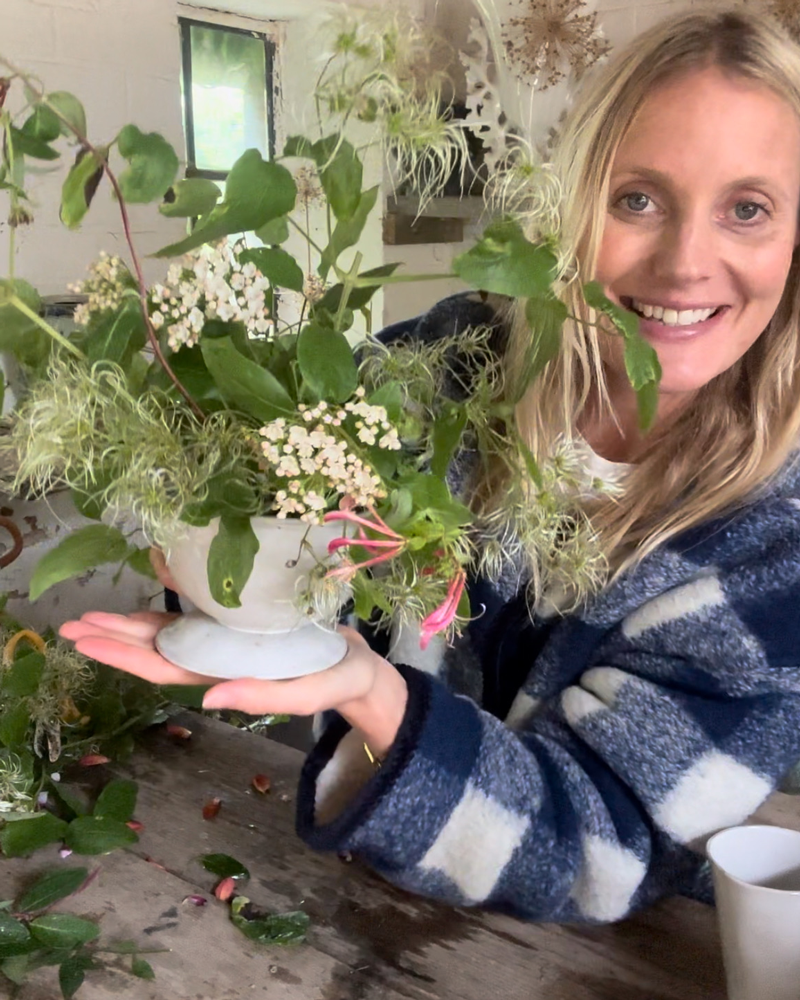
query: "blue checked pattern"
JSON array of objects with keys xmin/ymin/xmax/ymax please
[{"xmin": 296, "ymin": 295, "xmax": 800, "ymax": 923}]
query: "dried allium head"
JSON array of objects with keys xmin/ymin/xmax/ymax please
[
  {"xmin": 502, "ymin": 0, "xmax": 611, "ymax": 90},
  {"xmin": 294, "ymin": 166, "xmax": 324, "ymax": 206}
]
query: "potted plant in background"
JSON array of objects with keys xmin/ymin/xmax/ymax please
[{"xmin": 0, "ymin": 7, "xmax": 660, "ymax": 680}]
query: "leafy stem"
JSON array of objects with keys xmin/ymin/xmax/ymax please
[
  {"xmin": 0, "ymin": 56, "xmax": 204, "ymax": 420},
  {"xmin": 7, "ymin": 294, "xmax": 84, "ymax": 358},
  {"xmin": 287, "ymin": 215, "xmax": 326, "ymax": 257},
  {"xmin": 335, "ymin": 250, "xmax": 363, "ymax": 330}
]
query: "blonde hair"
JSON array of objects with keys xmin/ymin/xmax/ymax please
[{"xmin": 499, "ymin": 8, "xmax": 800, "ymax": 579}]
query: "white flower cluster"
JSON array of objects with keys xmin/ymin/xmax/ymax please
[
  {"xmin": 149, "ymin": 241, "xmax": 273, "ymax": 352},
  {"xmin": 259, "ymin": 390, "xmax": 400, "ymax": 521},
  {"xmin": 69, "ymin": 251, "xmax": 129, "ymax": 328}
]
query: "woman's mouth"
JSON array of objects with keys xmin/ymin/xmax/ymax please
[{"xmin": 619, "ymin": 297, "xmax": 728, "ymax": 340}]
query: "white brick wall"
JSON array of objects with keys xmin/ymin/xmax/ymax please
[{"xmin": 0, "ymin": 0, "xmax": 187, "ymax": 295}]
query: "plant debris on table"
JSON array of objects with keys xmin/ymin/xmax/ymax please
[{"xmin": 0, "ymin": 867, "xmax": 162, "ymax": 998}]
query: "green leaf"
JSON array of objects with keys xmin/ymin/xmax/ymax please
[
  {"xmin": 296, "ymin": 323, "xmax": 358, "ymax": 403},
  {"xmin": 0, "ymin": 278, "xmax": 49, "ymax": 367},
  {"xmin": 0, "ymin": 703, "xmax": 30, "ymax": 748},
  {"xmin": 206, "ymin": 514, "xmax": 260, "ymax": 610},
  {"xmin": 30, "ymin": 915, "xmax": 99, "ymax": 950},
  {"xmin": 622, "ymin": 325, "xmax": 662, "ymax": 391},
  {"xmin": 634, "ymin": 367, "xmax": 660, "ymax": 432},
  {"xmin": 1, "ymin": 650, "xmax": 44, "ymax": 697},
  {"xmin": 159, "ymin": 684, "xmax": 211, "ymax": 708},
  {"xmin": 314, "ymin": 136, "xmax": 362, "ymax": 221},
  {"xmin": 155, "ymin": 151, "xmax": 296, "ymax": 257},
  {"xmin": 199, "ymin": 853, "xmax": 250, "ymax": 880},
  {"xmin": 201, "ymin": 337, "xmax": 294, "ymax": 422},
  {"xmin": 59, "ymin": 952, "xmax": 93, "ymax": 999},
  {"xmin": 29, "ymin": 524, "xmax": 130, "ymax": 601},
  {"xmin": 9, "ymin": 124, "xmax": 59, "ymax": 160},
  {"xmin": 315, "ymin": 263, "xmax": 401, "ymax": 316},
  {"xmin": 125, "ymin": 547, "xmax": 158, "ymax": 580},
  {"xmin": 50, "ymin": 783, "xmax": 90, "ymax": 820},
  {"xmin": 582, "ymin": 281, "xmax": 640, "ymax": 340},
  {"xmin": 1, "ymin": 953, "xmax": 30, "ymax": 985},
  {"xmin": 0, "ymin": 813, "xmax": 69, "ymax": 858},
  {"xmin": 230, "ymin": 897, "xmax": 309, "ymax": 946},
  {"xmin": 159, "ymin": 177, "xmax": 221, "ymax": 218},
  {"xmin": 238, "ymin": 247, "xmax": 304, "ymax": 292},
  {"xmin": 319, "ymin": 185, "xmax": 379, "ymax": 279},
  {"xmin": 453, "ymin": 220, "xmax": 559, "ymax": 298},
  {"xmin": 16, "ymin": 868, "xmax": 89, "ymax": 913},
  {"xmin": 132, "ymin": 957, "xmax": 155, "ymax": 980},
  {"xmin": 48, "ymin": 92, "xmax": 87, "ymax": 138},
  {"xmin": 514, "ymin": 294, "xmax": 566, "ymax": 399},
  {"xmin": 255, "ymin": 215, "xmax": 290, "ymax": 245},
  {"xmin": 0, "ymin": 913, "xmax": 33, "ymax": 958},
  {"xmin": 64, "ymin": 816, "xmax": 139, "ymax": 855},
  {"xmin": 582, "ymin": 283, "xmax": 661, "ymax": 431},
  {"xmin": 71, "ymin": 485, "xmax": 104, "ymax": 521},
  {"xmin": 61, "ymin": 146, "xmax": 107, "ymax": 230},
  {"xmin": 431, "ymin": 404, "xmax": 468, "ymax": 479},
  {"xmin": 93, "ymin": 779, "xmax": 137, "ymax": 823},
  {"xmin": 116, "ymin": 124, "xmax": 179, "ymax": 204},
  {"xmin": 282, "ymin": 135, "xmax": 315, "ymax": 158},
  {"xmin": 21, "ymin": 104, "xmax": 61, "ymax": 143},
  {"xmin": 84, "ymin": 298, "xmax": 146, "ymax": 365}
]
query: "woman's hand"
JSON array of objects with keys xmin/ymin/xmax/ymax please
[{"xmin": 59, "ymin": 612, "xmax": 408, "ymax": 759}]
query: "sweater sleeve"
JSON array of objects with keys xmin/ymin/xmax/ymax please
[{"xmin": 296, "ymin": 498, "xmax": 800, "ymax": 924}]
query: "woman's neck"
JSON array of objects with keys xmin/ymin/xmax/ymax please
[{"xmin": 579, "ymin": 380, "xmax": 693, "ymax": 464}]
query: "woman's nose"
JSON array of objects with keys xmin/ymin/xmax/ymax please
[{"xmin": 651, "ymin": 214, "xmax": 715, "ymax": 285}]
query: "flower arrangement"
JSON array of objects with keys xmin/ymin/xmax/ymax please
[{"xmin": 0, "ymin": 7, "xmax": 660, "ymax": 646}]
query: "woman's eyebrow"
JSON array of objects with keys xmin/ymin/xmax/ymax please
[{"xmin": 611, "ymin": 166, "xmax": 794, "ymax": 201}]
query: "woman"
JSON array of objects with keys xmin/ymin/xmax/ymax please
[{"xmin": 61, "ymin": 9, "xmax": 800, "ymax": 923}]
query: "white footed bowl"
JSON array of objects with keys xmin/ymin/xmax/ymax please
[
  {"xmin": 164, "ymin": 517, "xmax": 344, "ymax": 633},
  {"xmin": 155, "ymin": 516, "xmax": 349, "ymax": 678}
]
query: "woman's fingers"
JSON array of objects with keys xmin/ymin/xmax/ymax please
[{"xmin": 70, "ymin": 634, "xmax": 214, "ymax": 686}]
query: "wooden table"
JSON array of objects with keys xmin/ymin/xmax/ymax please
[{"xmin": 3, "ymin": 714, "xmax": 798, "ymax": 1000}]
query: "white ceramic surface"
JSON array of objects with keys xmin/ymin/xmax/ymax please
[
  {"xmin": 155, "ymin": 610, "xmax": 348, "ymax": 679},
  {"xmin": 707, "ymin": 824, "xmax": 800, "ymax": 1000},
  {"xmin": 165, "ymin": 517, "xmax": 344, "ymax": 633}
]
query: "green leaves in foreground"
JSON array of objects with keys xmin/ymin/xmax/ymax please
[
  {"xmin": 582, "ymin": 281, "xmax": 662, "ymax": 430},
  {"xmin": 230, "ymin": 897, "xmax": 309, "ymax": 946},
  {"xmin": 155, "ymin": 149, "xmax": 296, "ymax": 257},
  {"xmin": 0, "ymin": 813, "xmax": 69, "ymax": 858},
  {"xmin": 16, "ymin": 868, "xmax": 89, "ymax": 913},
  {"xmin": 116, "ymin": 124, "xmax": 179, "ymax": 204},
  {"xmin": 200, "ymin": 853, "xmax": 250, "ymax": 881},
  {"xmin": 28, "ymin": 524, "xmax": 130, "ymax": 601},
  {"xmin": 297, "ymin": 322, "xmax": 358, "ymax": 403},
  {"xmin": 453, "ymin": 219, "xmax": 559, "ymax": 298},
  {"xmin": 0, "ymin": 865, "xmax": 157, "ymax": 997}
]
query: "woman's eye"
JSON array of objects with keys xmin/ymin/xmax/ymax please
[
  {"xmin": 733, "ymin": 200, "xmax": 765, "ymax": 222},
  {"xmin": 622, "ymin": 192, "xmax": 651, "ymax": 213}
]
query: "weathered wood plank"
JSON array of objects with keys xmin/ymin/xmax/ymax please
[{"xmin": 6, "ymin": 713, "xmax": 796, "ymax": 1000}]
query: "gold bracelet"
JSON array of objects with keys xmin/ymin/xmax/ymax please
[{"xmin": 363, "ymin": 742, "xmax": 382, "ymax": 769}]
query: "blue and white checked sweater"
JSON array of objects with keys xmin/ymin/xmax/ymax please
[{"xmin": 296, "ymin": 293, "xmax": 800, "ymax": 923}]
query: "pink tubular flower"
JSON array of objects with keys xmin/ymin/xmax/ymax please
[
  {"xmin": 419, "ymin": 569, "xmax": 467, "ymax": 650},
  {"xmin": 323, "ymin": 508, "xmax": 406, "ymax": 581}
]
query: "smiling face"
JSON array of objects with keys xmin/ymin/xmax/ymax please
[{"xmin": 595, "ymin": 66, "xmax": 800, "ymax": 411}]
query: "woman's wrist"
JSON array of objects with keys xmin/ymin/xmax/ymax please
[{"xmin": 336, "ymin": 653, "xmax": 408, "ymax": 761}]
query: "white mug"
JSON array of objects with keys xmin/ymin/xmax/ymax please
[{"xmin": 707, "ymin": 824, "xmax": 800, "ymax": 1000}]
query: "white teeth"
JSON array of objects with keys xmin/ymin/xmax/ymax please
[{"xmin": 630, "ymin": 299, "xmax": 716, "ymax": 326}]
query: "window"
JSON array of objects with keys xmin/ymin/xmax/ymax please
[{"xmin": 179, "ymin": 17, "xmax": 276, "ymax": 181}]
